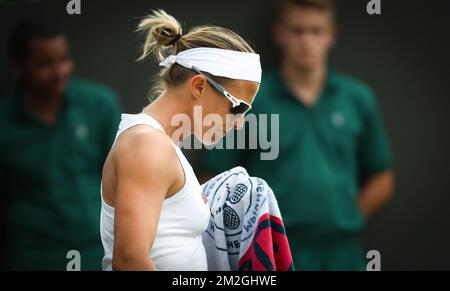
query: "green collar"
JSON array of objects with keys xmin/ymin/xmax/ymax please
[
  {"xmin": 272, "ymin": 68, "xmax": 339, "ymax": 106},
  {"xmin": 10, "ymin": 80, "xmax": 73, "ymax": 127}
]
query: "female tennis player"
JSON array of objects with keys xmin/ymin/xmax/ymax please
[{"xmin": 99, "ymin": 10, "xmax": 261, "ymax": 270}]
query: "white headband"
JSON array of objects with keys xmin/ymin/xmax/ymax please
[{"xmin": 159, "ymin": 47, "xmax": 262, "ymax": 83}]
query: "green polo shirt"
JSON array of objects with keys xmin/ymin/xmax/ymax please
[
  {"xmin": 201, "ymin": 69, "xmax": 392, "ymax": 270},
  {"xmin": 0, "ymin": 78, "xmax": 121, "ymax": 270}
]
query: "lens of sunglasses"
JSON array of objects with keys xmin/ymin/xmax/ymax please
[
  {"xmin": 230, "ymin": 102, "xmax": 250, "ymax": 115},
  {"xmin": 192, "ymin": 67, "xmax": 251, "ymax": 116}
]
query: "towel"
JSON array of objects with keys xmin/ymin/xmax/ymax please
[{"xmin": 202, "ymin": 167, "xmax": 295, "ymax": 271}]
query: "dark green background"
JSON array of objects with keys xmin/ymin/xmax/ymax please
[{"xmin": 1, "ymin": 0, "xmax": 449, "ymax": 270}]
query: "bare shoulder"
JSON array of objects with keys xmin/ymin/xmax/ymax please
[
  {"xmin": 112, "ymin": 125, "xmax": 178, "ymax": 184},
  {"xmin": 114, "ymin": 125, "xmax": 174, "ymax": 155}
]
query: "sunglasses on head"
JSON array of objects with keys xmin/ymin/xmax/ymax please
[{"xmin": 191, "ymin": 66, "xmax": 252, "ymax": 116}]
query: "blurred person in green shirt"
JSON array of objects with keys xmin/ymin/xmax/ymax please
[
  {"xmin": 0, "ymin": 19, "xmax": 121, "ymax": 270},
  {"xmin": 200, "ymin": 0, "xmax": 394, "ymax": 270}
]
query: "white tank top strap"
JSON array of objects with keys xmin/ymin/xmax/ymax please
[
  {"xmin": 113, "ymin": 113, "xmax": 195, "ymax": 203},
  {"xmin": 115, "ymin": 113, "xmax": 165, "ymax": 142}
]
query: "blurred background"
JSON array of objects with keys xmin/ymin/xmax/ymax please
[{"xmin": 0, "ymin": 0, "xmax": 449, "ymax": 270}]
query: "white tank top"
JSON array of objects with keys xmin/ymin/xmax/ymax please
[{"xmin": 100, "ymin": 113, "xmax": 210, "ymax": 271}]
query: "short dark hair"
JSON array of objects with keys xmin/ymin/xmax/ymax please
[
  {"xmin": 8, "ymin": 18, "xmax": 65, "ymax": 61},
  {"xmin": 276, "ymin": 0, "xmax": 336, "ymax": 21}
]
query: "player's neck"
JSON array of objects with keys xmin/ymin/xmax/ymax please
[{"xmin": 143, "ymin": 90, "xmax": 191, "ymax": 145}]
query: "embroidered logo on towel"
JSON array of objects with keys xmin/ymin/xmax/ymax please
[
  {"xmin": 222, "ymin": 183, "xmax": 249, "ymax": 230},
  {"xmin": 223, "ymin": 205, "xmax": 240, "ymax": 230},
  {"xmin": 229, "ymin": 183, "xmax": 248, "ymax": 204}
]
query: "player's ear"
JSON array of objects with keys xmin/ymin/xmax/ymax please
[{"xmin": 191, "ymin": 75, "xmax": 207, "ymax": 99}]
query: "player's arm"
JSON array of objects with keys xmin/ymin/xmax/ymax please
[{"xmin": 111, "ymin": 128, "xmax": 177, "ymax": 271}]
